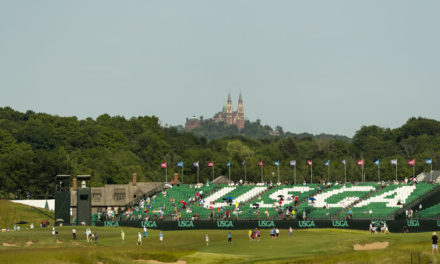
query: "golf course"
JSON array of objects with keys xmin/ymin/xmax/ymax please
[{"xmin": 0, "ymin": 224, "xmax": 438, "ymax": 263}]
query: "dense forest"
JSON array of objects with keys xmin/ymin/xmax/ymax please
[
  {"xmin": 186, "ymin": 118, "xmax": 351, "ymax": 141},
  {"xmin": 0, "ymin": 106, "xmax": 439, "ymax": 199}
]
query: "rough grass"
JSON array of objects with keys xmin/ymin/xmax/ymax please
[
  {"xmin": 0, "ymin": 200, "xmax": 54, "ymax": 227},
  {"xmin": 1, "ymin": 226, "xmax": 439, "ymax": 263}
]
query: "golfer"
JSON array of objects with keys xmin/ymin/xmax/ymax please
[
  {"xmin": 137, "ymin": 232, "xmax": 142, "ymax": 245},
  {"xmin": 205, "ymin": 234, "xmax": 209, "ymax": 246},
  {"xmin": 433, "ymin": 232, "xmax": 438, "ymax": 254}
]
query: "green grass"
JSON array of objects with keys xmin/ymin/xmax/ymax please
[
  {"xmin": 0, "ymin": 200, "xmax": 54, "ymax": 227},
  {"xmin": 1, "ymin": 226, "xmax": 439, "ymax": 263}
]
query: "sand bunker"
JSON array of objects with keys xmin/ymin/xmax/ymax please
[
  {"xmin": 2, "ymin": 242, "xmax": 17, "ymax": 247},
  {"xmin": 353, "ymin": 241, "xmax": 389, "ymax": 251},
  {"xmin": 134, "ymin": 260, "xmax": 186, "ymax": 264},
  {"xmin": 25, "ymin": 241, "xmax": 33, "ymax": 246},
  {"xmin": 56, "ymin": 240, "xmax": 63, "ymax": 244}
]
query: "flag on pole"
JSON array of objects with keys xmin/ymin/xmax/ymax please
[
  {"xmin": 193, "ymin": 161, "xmax": 199, "ymax": 167},
  {"xmin": 374, "ymin": 160, "xmax": 380, "ymax": 166},
  {"xmin": 226, "ymin": 161, "xmax": 231, "ymax": 167},
  {"xmin": 341, "ymin": 160, "xmax": 346, "ymax": 165},
  {"xmin": 290, "ymin": 160, "xmax": 296, "ymax": 166},
  {"xmin": 161, "ymin": 162, "xmax": 167, "ymax": 168},
  {"xmin": 274, "ymin": 161, "xmax": 280, "ymax": 166},
  {"xmin": 357, "ymin": 160, "xmax": 364, "ymax": 166},
  {"xmin": 324, "ymin": 160, "xmax": 330, "ymax": 166},
  {"xmin": 207, "ymin": 161, "xmax": 214, "ymax": 167},
  {"xmin": 176, "ymin": 161, "xmax": 183, "ymax": 168},
  {"xmin": 408, "ymin": 159, "xmax": 415, "ymax": 166},
  {"xmin": 426, "ymin": 158, "xmax": 433, "ymax": 165},
  {"xmin": 258, "ymin": 161, "xmax": 263, "ymax": 167},
  {"xmin": 391, "ymin": 159, "xmax": 398, "ymax": 165},
  {"xmin": 307, "ymin": 160, "xmax": 312, "ymax": 166}
]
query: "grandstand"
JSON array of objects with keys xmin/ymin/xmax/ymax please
[{"xmin": 107, "ymin": 181, "xmax": 440, "ymax": 222}]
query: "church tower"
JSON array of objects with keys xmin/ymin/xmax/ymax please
[
  {"xmin": 236, "ymin": 93, "xmax": 245, "ymax": 131},
  {"xmin": 226, "ymin": 92, "xmax": 233, "ymax": 125}
]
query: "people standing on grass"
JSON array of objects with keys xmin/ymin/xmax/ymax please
[
  {"xmin": 137, "ymin": 232, "xmax": 142, "ymax": 245},
  {"xmin": 94, "ymin": 232, "xmax": 98, "ymax": 244},
  {"xmin": 433, "ymin": 232, "xmax": 438, "ymax": 254},
  {"xmin": 121, "ymin": 230, "xmax": 125, "ymax": 243},
  {"xmin": 159, "ymin": 231, "xmax": 163, "ymax": 243},
  {"xmin": 143, "ymin": 226, "xmax": 148, "ymax": 238},
  {"xmin": 289, "ymin": 226, "xmax": 293, "ymax": 236},
  {"xmin": 72, "ymin": 228, "xmax": 76, "ymax": 240},
  {"xmin": 205, "ymin": 234, "xmax": 209, "ymax": 247},
  {"xmin": 275, "ymin": 228, "xmax": 279, "ymax": 238},
  {"xmin": 256, "ymin": 228, "xmax": 260, "ymax": 241},
  {"xmin": 228, "ymin": 232, "xmax": 232, "ymax": 244},
  {"xmin": 248, "ymin": 229, "xmax": 252, "ymax": 240},
  {"xmin": 85, "ymin": 229, "xmax": 90, "ymax": 242}
]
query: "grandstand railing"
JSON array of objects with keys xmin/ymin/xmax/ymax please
[
  {"xmin": 125, "ymin": 183, "xmax": 165, "ymax": 209},
  {"xmin": 392, "ymin": 184, "xmax": 440, "ymax": 220},
  {"xmin": 330, "ymin": 185, "xmax": 382, "ymax": 220}
]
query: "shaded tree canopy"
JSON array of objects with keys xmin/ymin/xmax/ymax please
[{"xmin": 0, "ymin": 107, "xmax": 439, "ymax": 199}]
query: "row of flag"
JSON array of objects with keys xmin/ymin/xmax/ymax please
[
  {"xmin": 357, "ymin": 158, "xmax": 432, "ymax": 166},
  {"xmin": 160, "ymin": 159, "xmax": 433, "ymax": 168}
]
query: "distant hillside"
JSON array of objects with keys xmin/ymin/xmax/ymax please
[
  {"xmin": 0, "ymin": 200, "xmax": 54, "ymax": 227},
  {"xmin": 181, "ymin": 119, "xmax": 351, "ymax": 141}
]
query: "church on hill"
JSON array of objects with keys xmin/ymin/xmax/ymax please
[{"xmin": 185, "ymin": 93, "xmax": 245, "ymax": 131}]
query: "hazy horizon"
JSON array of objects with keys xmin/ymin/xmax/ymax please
[{"xmin": 1, "ymin": 1, "xmax": 439, "ymax": 137}]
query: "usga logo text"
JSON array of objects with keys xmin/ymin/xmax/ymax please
[
  {"xmin": 141, "ymin": 221, "xmax": 157, "ymax": 228},
  {"xmin": 178, "ymin": 220, "xmax": 195, "ymax": 228}
]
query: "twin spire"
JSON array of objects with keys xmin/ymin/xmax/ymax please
[{"xmin": 224, "ymin": 92, "xmax": 243, "ymax": 113}]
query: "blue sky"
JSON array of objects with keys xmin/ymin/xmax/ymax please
[{"xmin": 0, "ymin": 1, "xmax": 439, "ymax": 137}]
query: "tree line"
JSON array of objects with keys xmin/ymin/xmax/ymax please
[{"xmin": 0, "ymin": 106, "xmax": 439, "ymax": 199}]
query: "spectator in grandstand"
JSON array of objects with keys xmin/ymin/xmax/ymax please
[
  {"xmin": 294, "ymin": 195, "xmax": 299, "ymax": 206},
  {"xmin": 433, "ymin": 232, "xmax": 438, "ymax": 254},
  {"xmin": 302, "ymin": 210, "xmax": 307, "ymax": 220},
  {"xmin": 265, "ymin": 210, "xmax": 270, "ymax": 220},
  {"xmin": 233, "ymin": 210, "xmax": 238, "ymax": 220}
]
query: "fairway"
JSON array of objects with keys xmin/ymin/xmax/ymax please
[{"xmin": 0, "ymin": 226, "xmax": 438, "ymax": 263}]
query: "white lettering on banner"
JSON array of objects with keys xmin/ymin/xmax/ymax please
[
  {"xmin": 252, "ymin": 187, "xmax": 313, "ymax": 208},
  {"xmin": 354, "ymin": 185, "xmax": 416, "ymax": 208},
  {"xmin": 312, "ymin": 186, "xmax": 375, "ymax": 208},
  {"xmin": 208, "ymin": 186, "xmax": 267, "ymax": 208},
  {"xmin": 204, "ymin": 186, "xmax": 236, "ymax": 208}
]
